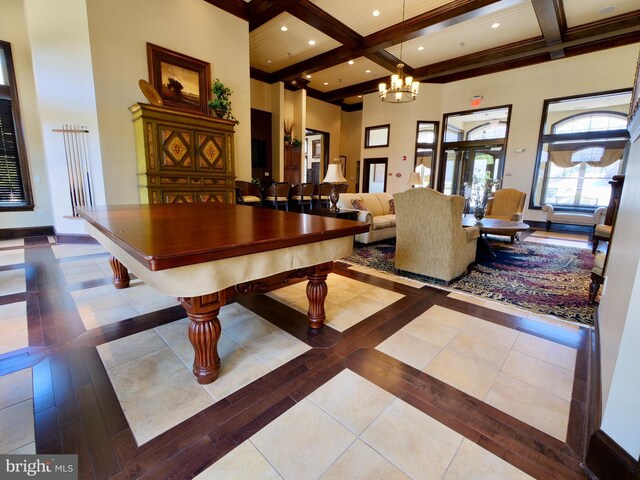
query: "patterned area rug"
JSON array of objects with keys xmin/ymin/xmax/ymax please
[{"xmin": 344, "ymin": 238, "xmax": 596, "ymax": 326}]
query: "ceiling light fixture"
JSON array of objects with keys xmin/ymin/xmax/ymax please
[
  {"xmin": 491, "ymin": 22, "xmax": 500, "ymax": 29},
  {"xmin": 306, "ymin": 74, "xmax": 312, "ymax": 79},
  {"xmin": 308, "ymin": 40, "xmax": 316, "ymax": 45},
  {"xmin": 281, "ymin": 26, "xmax": 288, "ymax": 32},
  {"xmin": 372, "ymin": 10, "xmax": 380, "ymax": 16},
  {"xmin": 323, "ymin": 82, "xmax": 329, "ymax": 85},
  {"xmin": 348, "ymin": 60, "xmax": 355, "ymax": 65},
  {"xmin": 417, "ymin": 46, "xmax": 424, "ymax": 51},
  {"xmin": 378, "ymin": 0, "xmax": 419, "ymax": 103},
  {"xmin": 365, "ymin": 69, "xmax": 371, "ymax": 73}
]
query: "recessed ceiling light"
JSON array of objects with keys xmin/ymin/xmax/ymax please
[
  {"xmin": 280, "ymin": 26, "xmax": 288, "ymax": 32},
  {"xmin": 266, "ymin": 59, "xmax": 272, "ymax": 64},
  {"xmin": 323, "ymin": 82, "xmax": 329, "ymax": 85},
  {"xmin": 365, "ymin": 69, "xmax": 371, "ymax": 73},
  {"xmin": 491, "ymin": 22, "xmax": 500, "ymax": 29},
  {"xmin": 598, "ymin": 6, "xmax": 615, "ymax": 14},
  {"xmin": 305, "ymin": 74, "xmax": 312, "ymax": 79},
  {"xmin": 372, "ymin": 10, "xmax": 380, "ymax": 17},
  {"xmin": 358, "ymin": 95, "xmax": 362, "ymax": 98},
  {"xmin": 348, "ymin": 60, "xmax": 355, "ymax": 65},
  {"xmin": 417, "ymin": 46, "xmax": 424, "ymax": 51},
  {"xmin": 308, "ymin": 40, "xmax": 316, "ymax": 46}
]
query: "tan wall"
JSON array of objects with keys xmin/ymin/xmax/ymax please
[
  {"xmin": 306, "ymin": 97, "xmax": 342, "ymax": 180},
  {"xmin": 340, "ymin": 110, "xmax": 362, "ymax": 192},
  {"xmin": 86, "ymin": 0, "xmax": 251, "ymax": 199},
  {"xmin": 361, "ymin": 84, "xmax": 444, "ymax": 193}
]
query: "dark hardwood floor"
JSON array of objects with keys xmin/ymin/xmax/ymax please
[{"xmin": 0, "ymin": 236, "xmax": 592, "ymax": 479}]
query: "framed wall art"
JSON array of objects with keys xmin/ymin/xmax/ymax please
[
  {"xmin": 312, "ymin": 139, "xmax": 321, "ymax": 158},
  {"xmin": 338, "ymin": 155, "xmax": 347, "ymax": 177},
  {"xmin": 147, "ymin": 43, "xmax": 211, "ymax": 115}
]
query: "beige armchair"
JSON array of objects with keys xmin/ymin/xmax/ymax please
[
  {"xmin": 485, "ymin": 188, "xmax": 527, "ymax": 242},
  {"xmin": 394, "ymin": 188, "xmax": 479, "ymax": 284}
]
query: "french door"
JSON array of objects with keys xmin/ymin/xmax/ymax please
[{"xmin": 441, "ymin": 145, "xmax": 504, "ymax": 199}]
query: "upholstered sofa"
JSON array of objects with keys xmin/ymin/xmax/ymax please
[
  {"xmin": 336, "ymin": 192, "xmax": 396, "ymax": 244},
  {"xmin": 394, "ymin": 188, "xmax": 479, "ymax": 283},
  {"xmin": 541, "ymin": 204, "xmax": 606, "ymax": 230}
]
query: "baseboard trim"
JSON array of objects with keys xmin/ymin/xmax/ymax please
[
  {"xmin": 0, "ymin": 226, "xmax": 55, "ymax": 239},
  {"xmin": 585, "ymin": 429, "xmax": 638, "ymax": 479}
]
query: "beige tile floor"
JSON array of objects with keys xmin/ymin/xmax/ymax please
[
  {"xmin": 376, "ymin": 304, "xmax": 576, "ymax": 441},
  {"xmin": 0, "ymin": 248, "xmax": 24, "ymax": 267},
  {"xmin": 524, "ymin": 231, "xmax": 591, "ymax": 249},
  {"xmin": 267, "ymin": 274, "xmax": 404, "ymax": 331},
  {"xmin": 0, "ymin": 301, "xmax": 28, "ymax": 355},
  {"xmin": 71, "ymin": 279, "xmax": 180, "ymax": 330},
  {"xmin": 59, "ymin": 256, "xmax": 113, "ymax": 285},
  {"xmin": 0, "ymin": 368, "xmax": 35, "ymax": 454},
  {"xmin": 51, "ymin": 243, "xmax": 107, "ymax": 259},
  {"xmin": 97, "ymin": 303, "xmax": 312, "ymax": 446},
  {"xmin": 196, "ymin": 369, "xmax": 533, "ymax": 480}
]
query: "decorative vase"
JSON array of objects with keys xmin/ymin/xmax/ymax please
[
  {"xmin": 474, "ymin": 205, "xmax": 485, "ymax": 222},
  {"xmin": 214, "ymin": 108, "xmax": 225, "ymax": 118}
]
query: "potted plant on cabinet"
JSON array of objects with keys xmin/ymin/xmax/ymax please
[{"xmin": 209, "ymin": 78, "xmax": 239, "ymax": 124}]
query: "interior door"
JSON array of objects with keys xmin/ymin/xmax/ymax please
[{"xmin": 362, "ymin": 158, "xmax": 387, "ymax": 193}]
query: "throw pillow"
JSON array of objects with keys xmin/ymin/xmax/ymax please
[
  {"xmin": 351, "ymin": 199, "xmax": 367, "ymax": 211},
  {"xmin": 389, "ymin": 199, "xmax": 395, "ymax": 214}
]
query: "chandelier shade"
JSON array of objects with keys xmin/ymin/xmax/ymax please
[
  {"xmin": 379, "ymin": 0, "xmax": 419, "ymax": 103},
  {"xmin": 379, "ymin": 64, "xmax": 419, "ymax": 103}
]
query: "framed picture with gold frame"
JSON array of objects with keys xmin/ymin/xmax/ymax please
[{"xmin": 147, "ymin": 43, "xmax": 211, "ymax": 115}]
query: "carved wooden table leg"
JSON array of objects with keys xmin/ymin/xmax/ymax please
[
  {"xmin": 180, "ymin": 292, "xmax": 225, "ymax": 384},
  {"xmin": 305, "ymin": 262, "xmax": 332, "ymax": 329},
  {"xmin": 108, "ymin": 255, "xmax": 130, "ymax": 289}
]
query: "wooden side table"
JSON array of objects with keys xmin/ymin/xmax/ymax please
[{"xmin": 309, "ymin": 208, "xmax": 359, "ymax": 221}]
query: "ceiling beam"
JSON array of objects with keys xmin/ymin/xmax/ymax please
[
  {"xmin": 287, "ymin": 0, "xmax": 363, "ymax": 47},
  {"xmin": 319, "ymin": 15, "xmax": 640, "ymax": 102},
  {"xmin": 359, "ymin": 0, "xmax": 524, "ymax": 53},
  {"xmin": 264, "ymin": 0, "xmax": 522, "ymax": 83},
  {"xmin": 364, "ymin": 50, "xmax": 413, "ymax": 76},
  {"xmin": 531, "ymin": 0, "xmax": 565, "ymax": 59},
  {"xmin": 203, "ymin": 0, "xmax": 249, "ymax": 21},
  {"xmin": 249, "ymin": 0, "xmax": 290, "ymax": 31}
]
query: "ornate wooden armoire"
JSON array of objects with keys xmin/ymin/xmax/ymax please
[{"xmin": 130, "ymin": 103, "xmax": 235, "ymax": 204}]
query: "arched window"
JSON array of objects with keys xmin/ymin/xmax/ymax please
[
  {"xmin": 553, "ymin": 112, "xmax": 627, "ymax": 134},
  {"xmin": 467, "ymin": 121, "xmax": 507, "ymax": 140},
  {"xmin": 532, "ymin": 93, "xmax": 630, "ymax": 209}
]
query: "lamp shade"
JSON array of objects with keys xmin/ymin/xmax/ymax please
[
  {"xmin": 409, "ymin": 172, "xmax": 423, "ymax": 187},
  {"xmin": 323, "ymin": 163, "xmax": 347, "ymax": 184}
]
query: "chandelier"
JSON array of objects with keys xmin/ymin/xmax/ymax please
[{"xmin": 378, "ymin": 0, "xmax": 419, "ymax": 103}]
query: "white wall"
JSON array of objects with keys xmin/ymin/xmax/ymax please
[
  {"xmin": 361, "ymin": 84, "xmax": 443, "ymax": 193},
  {"xmin": 598, "ymin": 108, "xmax": 640, "ymax": 458},
  {"xmin": 0, "ymin": 0, "xmax": 53, "ymax": 229},
  {"xmin": 23, "ymin": 0, "xmax": 105, "ymax": 234},
  {"xmin": 86, "ymin": 0, "xmax": 251, "ymax": 202}
]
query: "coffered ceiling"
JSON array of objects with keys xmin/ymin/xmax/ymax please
[{"xmin": 207, "ymin": 0, "xmax": 640, "ymax": 108}]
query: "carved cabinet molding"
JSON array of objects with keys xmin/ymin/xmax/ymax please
[{"xmin": 130, "ymin": 103, "xmax": 236, "ymax": 204}]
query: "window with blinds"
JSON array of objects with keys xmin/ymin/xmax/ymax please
[
  {"xmin": 0, "ymin": 40, "xmax": 32, "ymax": 210},
  {"xmin": 0, "ymin": 99, "xmax": 26, "ymax": 205}
]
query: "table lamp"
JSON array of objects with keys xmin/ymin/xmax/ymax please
[
  {"xmin": 323, "ymin": 163, "xmax": 347, "ymax": 212},
  {"xmin": 409, "ymin": 172, "xmax": 423, "ymax": 188}
]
